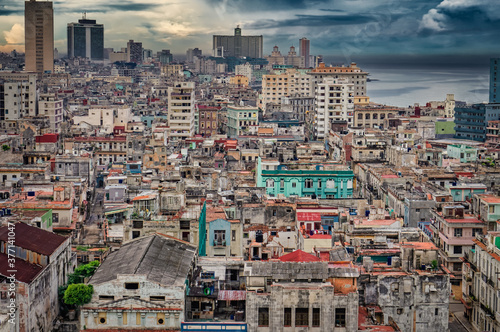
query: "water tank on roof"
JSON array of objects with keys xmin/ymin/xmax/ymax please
[{"xmin": 27, "ymin": 191, "xmax": 35, "ymax": 197}]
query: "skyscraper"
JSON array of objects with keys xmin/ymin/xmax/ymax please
[
  {"xmin": 67, "ymin": 15, "xmax": 104, "ymax": 60},
  {"xmin": 213, "ymin": 27, "xmax": 263, "ymax": 58},
  {"xmin": 491, "ymin": 58, "xmax": 499, "ymax": 103},
  {"xmin": 24, "ymin": 0, "xmax": 54, "ymax": 73},
  {"xmin": 127, "ymin": 40, "xmax": 143, "ymax": 64},
  {"xmin": 299, "ymin": 38, "xmax": 310, "ymax": 68}
]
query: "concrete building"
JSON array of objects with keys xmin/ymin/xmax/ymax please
[
  {"xmin": 308, "ymin": 62, "xmax": 368, "ymax": 98},
  {"xmin": 67, "ymin": 16, "xmax": 104, "ymax": 60},
  {"xmin": 0, "ymin": 73, "xmax": 37, "ymax": 127},
  {"xmin": 245, "ymin": 260, "xmax": 359, "ymax": 332},
  {"xmin": 446, "ymin": 144, "xmax": 478, "ymax": 163},
  {"xmin": 257, "ymin": 158, "xmax": 354, "ymax": 199},
  {"xmin": 491, "ymin": 58, "xmax": 499, "ymax": 103},
  {"xmin": 235, "ymin": 63, "xmax": 253, "ymax": 82},
  {"xmin": 284, "ymin": 46, "xmax": 304, "ymax": 68},
  {"xmin": 168, "ymin": 82, "xmax": 195, "ymax": 141},
  {"xmin": 260, "ymin": 69, "xmax": 312, "ymax": 112},
  {"xmin": 455, "ymin": 103, "xmax": 500, "ymax": 142},
  {"xmin": 0, "ymin": 222, "xmax": 75, "ymax": 332},
  {"xmin": 126, "ymin": 39, "xmax": 143, "ymax": 64},
  {"xmin": 213, "ymin": 26, "xmax": 263, "ymax": 58},
  {"xmin": 353, "ymin": 106, "xmax": 398, "ymax": 129},
  {"xmin": 299, "ymin": 37, "xmax": 310, "ymax": 68},
  {"xmin": 358, "ymin": 270, "xmax": 450, "ymax": 332},
  {"xmin": 226, "ymin": 105, "xmax": 258, "ymax": 137},
  {"xmin": 429, "ymin": 205, "xmax": 486, "ymax": 278},
  {"xmin": 466, "ymin": 233, "xmax": 500, "ymax": 332},
  {"xmin": 314, "ymin": 78, "xmax": 354, "ymax": 139},
  {"xmin": 38, "ymin": 93, "xmax": 63, "ymax": 132},
  {"xmin": 198, "ymin": 105, "xmax": 219, "ymax": 137},
  {"xmin": 265, "ymin": 45, "xmax": 285, "ymax": 66},
  {"xmin": 25, "ymin": 0, "xmax": 54, "ymax": 73},
  {"xmin": 80, "ymin": 234, "xmax": 197, "ymax": 331},
  {"xmin": 186, "ymin": 48, "xmax": 202, "ymax": 62}
]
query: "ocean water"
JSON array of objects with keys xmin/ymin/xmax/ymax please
[{"xmin": 362, "ymin": 66, "xmax": 490, "ymax": 108}]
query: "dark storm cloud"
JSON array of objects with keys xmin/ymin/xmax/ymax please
[
  {"xmin": 320, "ymin": 9, "xmax": 345, "ymax": 13},
  {"xmin": 105, "ymin": 3, "xmax": 157, "ymax": 12},
  {"xmin": 0, "ymin": 1, "xmax": 23, "ymax": 16},
  {"xmin": 370, "ymin": 86, "xmax": 428, "ymax": 97},
  {"xmin": 246, "ymin": 14, "xmax": 375, "ymax": 29},
  {"xmin": 208, "ymin": 0, "xmax": 332, "ymax": 12}
]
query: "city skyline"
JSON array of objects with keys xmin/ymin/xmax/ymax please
[{"xmin": 0, "ymin": 0, "xmax": 499, "ymax": 64}]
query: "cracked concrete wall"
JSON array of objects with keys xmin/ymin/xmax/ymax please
[
  {"xmin": 246, "ymin": 284, "xmax": 358, "ymax": 332},
  {"xmin": 359, "ymin": 274, "xmax": 449, "ymax": 332}
]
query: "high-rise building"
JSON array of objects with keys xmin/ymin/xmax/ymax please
[
  {"xmin": 314, "ymin": 78, "xmax": 354, "ymax": 139},
  {"xmin": 24, "ymin": 0, "xmax": 54, "ymax": 73},
  {"xmin": 127, "ymin": 40, "xmax": 143, "ymax": 64},
  {"xmin": 67, "ymin": 16, "xmax": 104, "ymax": 60},
  {"xmin": 168, "ymin": 82, "xmax": 195, "ymax": 141},
  {"xmin": 158, "ymin": 50, "xmax": 173, "ymax": 65},
  {"xmin": 186, "ymin": 48, "xmax": 202, "ymax": 62},
  {"xmin": 491, "ymin": 58, "xmax": 499, "ymax": 103},
  {"xmin": 299, "ymin": 38, "xmax": 310, "ymax": 68},
  {"xmin": 213, "ymin": 26, "xmax": 263, "ymax": 58},
  {"xmin": 455, "ymin": 103, "xmax": 500, "ymax": 142}
]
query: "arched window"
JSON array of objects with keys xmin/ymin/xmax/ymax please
[
  {"xmin": 305, "ymin": 179, "xmax": 313, "ymax": 188},
  {"xmin": 365, "ymin": 113, "xmax": 371, "ymax": 120}
]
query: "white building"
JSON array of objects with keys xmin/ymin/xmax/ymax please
[
  {"xmin": 314, "ymin": 78, "xmax": 354, "ymax": 139},
  {"xmin": 235, "ymin": 63, "xmax": 253, "ymax": 82},
  {"xmin": 39, "ymin": 93, "xmax": 64, "ymax": 132},
  {"xmin": 80, "ymin": 234, "xmax": 197, "ymax": 331},
  {"xmin": 168, "ymin": 82, "xmax": 195, "ymax": 141}
]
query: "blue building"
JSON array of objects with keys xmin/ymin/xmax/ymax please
[
  {"xmin": 257, "ymin": 158, "xmax": 354, "ymax": 199},
  {"xmin": 454, "ymin": 103, "xmax": 500, "ymax": 142},
  {"xmin": 491, "ymin": 58, "xmax": 499, "ymax": 103}
]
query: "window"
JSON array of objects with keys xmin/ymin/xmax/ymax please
[
  {"xmin": 454, "ymin": 228, "xmax": 463, "ymax": 237},
  {"xmin": 280, "ymin": 179, "xmax": 284, "ymax": 189},
  {"xmin": 292, "ymin": 182, "xmax": 297, "ymax": 188},
  {"xmin": 214, "ymin": 230, "xmax": 225, "ymax": 246},
  {"xmin": 272, "ymin": 209, "xmax": 277, "ymax": 216},
  {"xmin": 415, "ymin": 208, "xmax": 420, "ymax": 212},
  {"xmin": 232, "ymin": 230, "xmax": 236, "ymax": 241},
  {"xmin": 295, "ymin": 308, "xmax": 309, "ymax": 326},
  {"xmin": 473, "ymin": 228, "xmax": 483, "ymax": 236},
  {"xmin": 99, "ymin": 295, "xmax": 114, "ymax": 301},
  {"xmin": 150, "ymin": 296, "xmax": 165, "ymax": 301},
  {"xmin": 435, "ymin": 308, "xmax": 439, "ymax": 316},
  {"xmin": 453, "ymin": 246, "xmax": 462, "ymax": 254},
  {"xmin": 318, "ymin": 179, "xmax": 322, "ymax": 188},
  {"xmin": 312, "ymin": 308, "xmax": 320, "ymax": 327},
  {"xmin": 490, "ymin": 205, "xmax": 495, "ymax": 213},
  {"xmin": 266, "ymin": 179, "xmax": 274, "ymax": 188},
  {"xmin": 125, "ymin": 283, "xmax": 139, "ymax": 290},
  {"xmin": 335, "ymin": 308, "xmax": 346, "ymax": 327},
  {"xmin": 258, "ymin": 308, "xmax": 269, "ymax": 326},
  {"xmin": 284, "ymin": 308, "xmax": 292, "ymax": 326},
  {"xmin": 305, "ymin": 179, "xmax": 313, "ymax": 188},
  {"xmin": 397, "ymin": 308, "xmax": 403, "ymax": 315}
]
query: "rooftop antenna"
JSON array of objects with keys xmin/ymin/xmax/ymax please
[{"xmin": 82, "ymin": 11, "xmax": 87, "ymax": 20}]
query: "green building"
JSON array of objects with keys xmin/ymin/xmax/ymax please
[
  {"xmin": 446, "ymin": 144, "xmax": 478, "ymax": 163},
  {"xmin": 257, "ymin": 158, "xmax": 354, "ymax": 199},
  {"xmin": 435, "ymin": 120, "xmax": 455, "ymax": 138},
  {"xmin": 227, "ymin": 105, "xmax": 259, "ymax": 137}
]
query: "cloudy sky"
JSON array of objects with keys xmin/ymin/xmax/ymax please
[{"xmin": 1, "ymin": 0, "xmax": 499, "ymax": 64}]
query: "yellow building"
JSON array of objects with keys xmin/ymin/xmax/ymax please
[
  {"xmin": 161, "ymin": 64, "xmax": 183, "ymax": 76},
  {"xmin": 229, "ymin": 75, "xmax": 249, "ymax": 87}
]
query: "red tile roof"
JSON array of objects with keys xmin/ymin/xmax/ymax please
[{"xmin": 279, "ymin": 250, "xmax": 320, "ymax": 262}]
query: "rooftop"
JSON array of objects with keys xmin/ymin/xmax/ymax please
[
  {"xmin": 0, "ymin": 222, "xmax": 68, "ymax": 256},
  {"xmin": 90, "ymin": 234, "xmax": 197, "ymax": 286}
]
